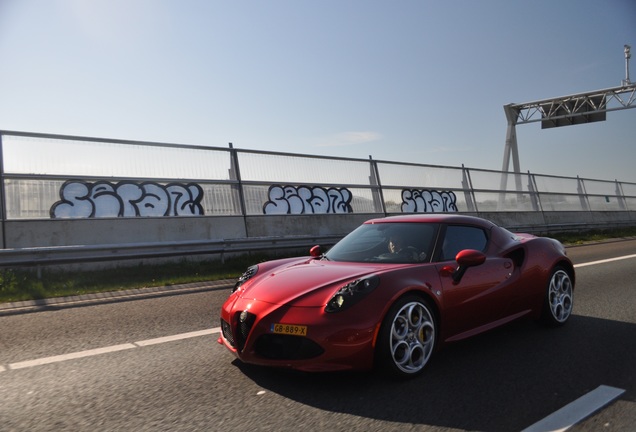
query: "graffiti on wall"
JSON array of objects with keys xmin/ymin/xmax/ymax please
[
  {"xmin": 263, "ymin": 185, "xmax": 353, "ymax": 215},
  {"xmin": 401, "ymin": 189, "xmax": 458, "ymax": 213},
  {"xmin": 50, "ymin": 180, "xmax": 205, "ymax": 218}
]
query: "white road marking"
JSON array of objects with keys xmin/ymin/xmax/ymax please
[
  {"xmin": 522, "ymin": 385, "xmax": 625, "ymax": 432},
  {"xmin": 4, "ymin": 327, "xmax": 221, "ymax": 371},
  {"xmin": 134, "ymin": 328, "xmax": 217, "ymax": 346},
  {"xmin": 574, "ymin": 253, "xmax": 636, "ymax": 268},
  {"xmin": 9, "ymin": 343, "xmax": 137, "ymax": 370}
]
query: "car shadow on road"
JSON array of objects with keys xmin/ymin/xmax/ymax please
[{"xmin": 232, "ymin": 315, "xmax": 635, "ymax": 432}]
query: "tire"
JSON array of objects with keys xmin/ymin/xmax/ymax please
[
  {"xmin": 376, "ymin": 295, "xmax": 436, "ymax": 378},
  {"xmin": 541, "ymin": 266, "xmax": 574, "ymax": 326}
]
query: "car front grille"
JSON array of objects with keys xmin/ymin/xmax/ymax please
[
  {"xmin": 221, "ymin": 312, "xmax": 256, "ymax": 352},
  {"xmin": 236, "ymin": 311, "xmax": 256, "ymax": 351},
  {"xmin": 224, "ymin": 313, "xmax": 323, "ymax": 360},
  {"xmin": 221, "ymin": 319, "xmax": 235, "ymax": 348},
  {"xmin": 254, "ymin": 334, "xmax": 324, "ymax": 360}
]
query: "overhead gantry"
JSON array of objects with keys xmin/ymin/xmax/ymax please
[{"xmin": 499, "ymin": 45, "xmax": 636, "ymax": 206}]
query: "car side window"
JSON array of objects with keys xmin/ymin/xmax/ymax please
[{"xmin": 439, "ymin": 225, "xmax": 487, "ymax": 261}]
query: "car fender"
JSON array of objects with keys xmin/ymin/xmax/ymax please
[{"xmin": 369, "ymin": 265, "xmax": 444, "ymax": 348}]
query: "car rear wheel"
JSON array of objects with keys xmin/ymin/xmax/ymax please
[
  {"xmin": 376, "ymin": 295, "xmax": 436, "ymax": 378},
  {"xmin": 541, "ymin": 267, "xmax": 573, "ymax": 326}
]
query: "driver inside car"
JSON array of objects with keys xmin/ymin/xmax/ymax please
[{"xmin": 387, "ymin": 233, "xmax": 419, "ymax": 261}]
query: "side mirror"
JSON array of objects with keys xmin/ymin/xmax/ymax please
[
  {"xmin": 310, "ymin": 245, "xmax": 322, "ymax": 258},
  {"xmin": 440, "ymin": 249, "xmax": 486, "ymax": 284},
  {"xmin": 456, "ymin": 249, "xmax": 486, "ymax": 267}
]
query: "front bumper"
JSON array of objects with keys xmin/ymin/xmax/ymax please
[{"xmin": 218, "ymin": 297, "xmax": 378, "ymax": 372}]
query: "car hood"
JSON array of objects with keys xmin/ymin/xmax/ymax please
[{"xmin": 239, "ymin": 259, "xmax": 392, "ymax": 307}]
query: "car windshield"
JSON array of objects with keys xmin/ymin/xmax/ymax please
[{"xmin": 325, "ymin": 222, "xmax": 439, "ymax": 263}]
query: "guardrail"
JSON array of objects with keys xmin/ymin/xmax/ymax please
[
  {"xmin": 506, "ymin": 220, "xmax": 636, "ymax": 235},
  {"xmin": 0, "ymin": 235, "xmax": 344, "ymax": 269}
]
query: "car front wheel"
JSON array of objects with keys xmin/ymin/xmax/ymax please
[
  {"xmin": 376, "ymin": 295, "xmax": 436, "ymax": 378},
  {"xmin": 541, "ymin": 267, "xmax": 573, "ymax": 326}
]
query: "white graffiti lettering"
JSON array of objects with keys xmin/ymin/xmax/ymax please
[
  {"xmin": 401, "ymin": 189, "xmax": 458, "ymax": 213},
  {"xmin": 263, "ymin": 185, "xmax": 353, "ymax": 214},
  {"xmin": 50, "ymin": 180, "xmax": 205, "ymax": 218}
]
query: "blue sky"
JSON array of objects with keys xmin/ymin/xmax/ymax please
[{"xmin": 1, "ymin": 0, "xmax": 635, "ymax": 182}]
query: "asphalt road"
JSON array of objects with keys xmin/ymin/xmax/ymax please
[{"xmin": 1, "ymin": 240, "xmax": 635, "ymax": 431}]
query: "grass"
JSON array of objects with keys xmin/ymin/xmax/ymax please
[
  {"xmin": 551, "ymin": 226, "xmax": 636, "ymax": 245},
  {"xmin": 1, "ymin": 227, "xmax": 635, "ymax": 304},
  {"xmin": 0, "ymin": 253, "xmax": 278, "ymax": 304}
]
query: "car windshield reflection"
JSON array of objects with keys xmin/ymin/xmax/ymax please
[{"xmin": 325, "ymin": 223, "xmax": 439, "ymax": 263}]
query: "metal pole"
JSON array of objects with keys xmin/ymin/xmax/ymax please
[
  {"xmin": 0, "ymin": 134, "xmax": 6, "ymax": 249},
  {"xmin": 624, "ymin": 44, "xmax": 631, "ymax": 86},
  {"xmin": 461, "ymin": 165, "xmax": 477, "ymax": 212},
  {"xmin": 228, "ymin": 143, "xmax": 249, "ymax": 237},
  {"xmin": 368, "ymin": 155, "xmax": 387, "ymax": 215},
  {"xmin": 499, "ymin": 104, "xmax": 521, "ymax": 209}
]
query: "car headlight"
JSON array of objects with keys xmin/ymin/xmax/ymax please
[
  {"xmin": 232, "ymin": 265, "xmax": 258, "ymax": 293},
  {"xmin": 325, "ymin": 275, "xmax": 380, "ymax": 313}
]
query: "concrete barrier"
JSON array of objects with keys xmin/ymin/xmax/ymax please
[
  {"xmin": 3, "ymin": 216, "xmax": 247, "ymax": 248},
  {"xmin": 3, "ymin": 210, "xmax": 635, "ymax": 250}
]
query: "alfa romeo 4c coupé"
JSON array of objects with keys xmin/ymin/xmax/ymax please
[{"xmin": 218, "ymin": 215, "xmax": 574, "ymax": 378}]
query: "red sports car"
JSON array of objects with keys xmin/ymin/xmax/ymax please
[{"xmin": 218, "ymin": 214, "xmax": 574, "ymax": 378}]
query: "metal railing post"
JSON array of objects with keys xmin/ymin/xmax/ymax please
[
  {"xmin": 527, "ymin": 171, "xmax": 542, "ymax": 212},
  {"xmin": 577, "ymin": 176, "xmax": 591, "ymax": 211},
  {"xmin": 461, "ymin": 165, "xmax": 477, "ymax": 212},
  {"xmin": 615, "ymin": 180, "xmax": 628, "ymax": 210},
  {"xmin": 368, "ymin": 156, "xmax": 387, "ymax": 215},
  {"xmin": 228, "ymin": 143, "xmax": 249, "ymax": 236},
  {"xmin": 0, "ymin": 133, "xmax": 6, "ymax": 249}
]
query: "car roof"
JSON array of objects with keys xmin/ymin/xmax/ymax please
[{"xmin": 364, "ymin": 214, "xmax": 497, "ymax": 229}]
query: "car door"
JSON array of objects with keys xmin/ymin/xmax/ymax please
[{"xmin": 434, "ymin": 224, "xmax": 515, "ymax": 342}]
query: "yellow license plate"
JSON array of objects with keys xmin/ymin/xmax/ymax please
[{"xmin": 271, "ymin": 323, "xmax": 308, "ymax": 336}]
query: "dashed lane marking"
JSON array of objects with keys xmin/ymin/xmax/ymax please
[
  {"xmin": 522, "ymin": 385, "xmax": 625, "ymax": 432},
  {"xmin": 3, "ymin": 327, "xmax": 220, "ymax": 371},
  {"xmin": 134, "ymin": 328, "xmax": 218, "ymax": 347},
  {"xmin": 574, "ymin": 253, "xmax": 636, "ymax": 268},
  {"xmin": 9, "ymin": 343, "xmax": 137, "ymax": 370}
]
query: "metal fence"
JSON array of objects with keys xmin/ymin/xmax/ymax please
[{"xmin": 3, "ymin": 130, "xmax": 636, "ymax": 222}]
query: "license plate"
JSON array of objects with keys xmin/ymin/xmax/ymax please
[{"xmin": 271, "ymin": 323, "xmax": 308, "ymax": 336}]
